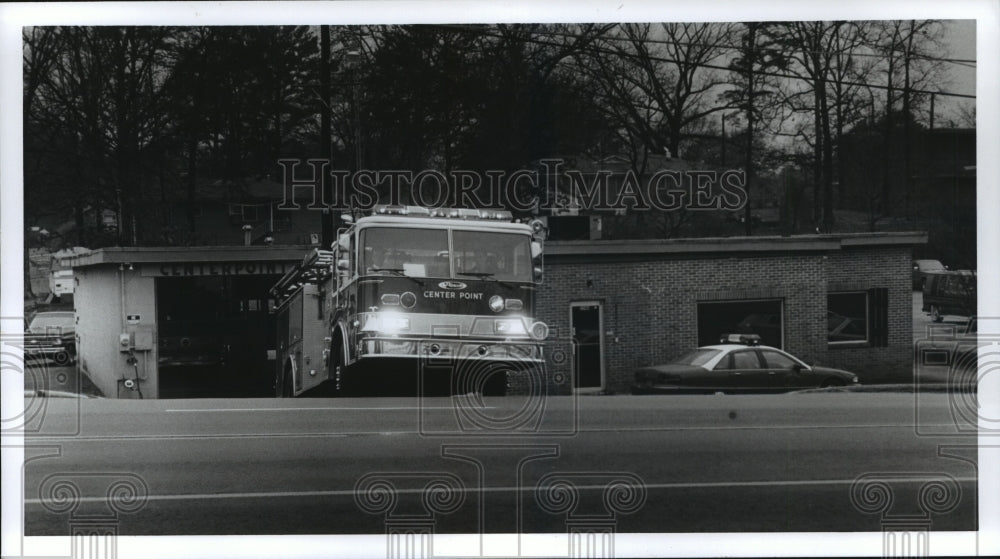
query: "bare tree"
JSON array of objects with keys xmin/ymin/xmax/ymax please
[
  {"xmin": 574, "ymin": 22, "xmax": 734, "ymax": 167},
  {"xmin": 775, "ymin": 21, "xmax": 878, "ymax": 231},
  {"xmin": 954, "ymin": 101, "xmax": 976, "ymax": 128},
  {"xmin": 872, "ymin": 20, "xmax": 946, "ymax": 217},
  {"xmin": 725, "ymin": 22, "xmax": 789, "ymax": 235}
]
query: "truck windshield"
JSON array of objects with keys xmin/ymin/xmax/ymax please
[
  {"xmin": 360, "ymin": 227, "xmax": 532, "ymax": 282},
  {"xmin": 361, "ymin": 227, "xmax": 450, "ymax": 278},
  {"xmin": 452, "ymin": 230, "xmax": 532, "ymax": 282}
]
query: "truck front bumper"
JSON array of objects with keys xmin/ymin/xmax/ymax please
[{"xmin": 357, "ymin": 336, "xmax": 544, "ymax": 363}]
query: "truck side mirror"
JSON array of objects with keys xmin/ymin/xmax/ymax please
[
  {"xmin": 337, "ymin": 259, "xmax": 350, "ymax": 272},
  {"xmin": 533, "ymin": 266, "xmax": 543, "ymax": 283},
  {"xmin": 531, "ymin": 241, "xmax": 543, "ymax": 260},
  {"xmin": 338, "ymin": 233, "xmax": 350, "ymax": 251}
]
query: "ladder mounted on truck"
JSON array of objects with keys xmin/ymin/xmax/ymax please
[{"xmin": 270, "ymin": 248, "xmax": 335, "ymax": 305}]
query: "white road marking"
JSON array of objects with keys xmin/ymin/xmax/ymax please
[
  {"xmin": 28, "ymin": 423, "xmax": 966, "ymax": 442},
  {"xmin": 23, "ymin": 476, "xmax": 977, "ymax": 505},
  {"xmin": 164, "ymin": 406, "xmax": 494, "ymax": 412}
]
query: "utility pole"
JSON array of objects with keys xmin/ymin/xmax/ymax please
[
  {"xmin": 744, "ymin": 24, "xmax": 756, "ymax": 237},
  {"xmin": 929, "ymin": 93, "xmax": 935, "ymax": 130},
  {"xmin": 720, "ymin": 114, "xmax": 727, "ymax": 166},
  {"xmin": 320, "ymin": 26, "xmax": 335, "ymax": 249}
]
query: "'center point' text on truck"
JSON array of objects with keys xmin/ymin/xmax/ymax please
[{"xmin": 270, "ymin": 205, "xmax": 549, "ymax": 397}]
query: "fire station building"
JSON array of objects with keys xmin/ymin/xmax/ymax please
[
  {"xmin": 67, "ymin": 246, "xmax": 311, "ymax": 399},
  {"xmin": 68, "ymin": 232, "xmax": 923, "ymax": 398}
]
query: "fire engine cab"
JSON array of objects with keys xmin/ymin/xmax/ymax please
[{"xmin": 270, "ymin": 205, "xmax": 549, "ymax": 397}]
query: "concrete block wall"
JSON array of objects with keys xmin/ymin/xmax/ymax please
[{"xmin": 74, "ymin": 267, "xmax": 158, "ymax": 399}]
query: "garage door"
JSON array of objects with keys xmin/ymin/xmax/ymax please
[{"xmin": 697, "ymin": 299, "xmax": 783, "ymax": 348}]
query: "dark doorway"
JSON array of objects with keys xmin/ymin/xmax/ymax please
[
  {"xmin": 697, "ymin": 299, "xmax": 784, "ymax": 348},
  {"xmin": 156, "ymin": 275, "xmax": 280, "ymax": 398},
  {"xmin": 571, "ymin": 301, "xmax": 604, "ymax": 391}
]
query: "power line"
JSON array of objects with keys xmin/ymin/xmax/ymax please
[
  {"xmin": 429, "ymin": 23, "xmax": 975, "ymax": 100},
  {"xmin": 434, "ymin": 23, "xmax": 976, "ymax": 67}
]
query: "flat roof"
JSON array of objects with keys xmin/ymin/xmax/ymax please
[
  {"xmin": 545, "ymin": 232, "xmax": 927, "ymax": 257},
  {"xmin": 66, "ymin": 232, "xmax": 927, "ymax": 268},
  {"xmin": 67, "ymin": 245, "xmax": 316, "ymax": 268}
]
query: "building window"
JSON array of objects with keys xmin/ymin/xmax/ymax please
[
  {"xmin": 697, "ymin": 299, "xmax": 783, "ymax": 348},
  {"xmin": 228, "ymin": 203, "xmax": 268, "ymax": 223},
  {"xmin": 827, "ymin": 288, "xmax": 888, "ymax": 347}
]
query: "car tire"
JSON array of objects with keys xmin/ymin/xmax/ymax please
[
  {"xmin": 931, "ymin": 305, "xmax": 943, "ymax": 323},
  {"xmin": 52, "ymin": 350, "xmax": 71, "ymax": 366}
]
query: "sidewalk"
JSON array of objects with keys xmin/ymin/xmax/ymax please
[{"xmin": 23, "ymin": 360, "xmax": 104, "ymax": 397}]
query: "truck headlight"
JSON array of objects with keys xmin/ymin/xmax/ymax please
[
  {"xmin": 382, "ymin": 315, "xmax": 410, "ymax": 332},
  {"xmin": 495, "ymin": 319, "xmax": 527, "ymax": 335},
  {"xmin": 363, "ymin": 312, "xmax": 410, "ymax": 333},
  {"xmin": 530, "ymin": 321, "xmax": 549, "ymax": 340},
  {"xmin": 382, "ymin": 341, "xmax": 416, "ymax": 355},
  {"xmin": 504, "ymin": 298, "xmax": 523, "ymax": 311},
  {"xmin": 489, "ymin": 295, "xmax": 504, "ymax": 313}
]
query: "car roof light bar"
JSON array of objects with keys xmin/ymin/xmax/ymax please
[{"xmin": 720, "ymin": 333, "xmax": 762, "ymax": 345}]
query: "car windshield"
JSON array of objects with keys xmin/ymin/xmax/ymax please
[
  {"xmin": 28, "ymin": 313, "xmax": 74, "ymax": 331},
  {"xmin": 671, "ymin": 348, "xmax": 721, "ymax": 367}
]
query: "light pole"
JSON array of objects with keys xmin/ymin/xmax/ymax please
[{"xmin": 345, "ymin": 48, "xmax": 363, "ymax": 173}]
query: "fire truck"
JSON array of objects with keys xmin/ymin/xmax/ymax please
[{"xmin": 270, "ymin": 205, "xmax": 549, "ymax": 397}]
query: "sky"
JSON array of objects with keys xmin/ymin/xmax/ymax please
[{"xmin": 938, "ymin": 19, "xmax": 977, "ymax": 125}]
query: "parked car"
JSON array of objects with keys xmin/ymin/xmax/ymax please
[
  {"xmin": 24, "ymin": 311, "xmax": 76, "ymax": 365},
  {"xmin": 913, "ymin": 259, "xmax": 947, "ymax": 290},
  {"xmin": 914, "ymin": 316, "xmax": 979, "ymax": 389},
  {"xmin": 922, "ymin": 270, "xmax": 976, "ymax": 322},
  {"xmin": 631, "ymin": 335, "xmax": 859, "ymax": 394}
]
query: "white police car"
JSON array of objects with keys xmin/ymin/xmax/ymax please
[{"xmin": 631, "ymin": 334, "xmax": 860, "ymax": 394}]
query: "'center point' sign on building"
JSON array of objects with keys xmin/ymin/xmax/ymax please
[{"xmin": 142, "ymin": 261, "xmax": 294, "ymax": 277}]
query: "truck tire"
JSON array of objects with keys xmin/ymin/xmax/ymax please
[
  {"xmin": 482, "ymin": 363, "xmax": 508, "ymax": 397},
  {"xmin": 277, "ymin": 363, "xmax": 294, "ymax": 398},
  {"xmin": 330, "ymin": 339, "xmax": 352, "ymax": 397}
]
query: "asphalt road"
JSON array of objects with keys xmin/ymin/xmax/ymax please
[{"xmin": 22, "ymin": 392, "xmax": 977, "ymax": 536}]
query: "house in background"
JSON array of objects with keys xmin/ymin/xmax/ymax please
[
  {"xmin": 534, "ymin": 153, "xmax": 754, "ymax": 241},
  {"xmin": 910, "ymin": 127, "xmax": 976, "ymax": 269},
  {"xmin": 161, "ymin": 177, "xmax": 325, "ymax": 247}
]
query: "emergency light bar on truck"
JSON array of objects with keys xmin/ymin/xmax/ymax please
[{"xmin": 371, "ymin": 204, "xmax": 513, "ymax": 221}]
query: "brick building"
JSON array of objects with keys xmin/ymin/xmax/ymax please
[
  {"xmin": 536, "ymin": 232, "xmax": 923, "ymax": 394},
  {"xmin": 67, "ymin": 231, "xmax": 922, "ymax": 398}
]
